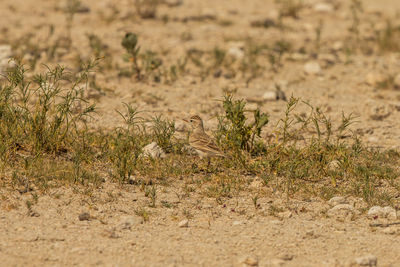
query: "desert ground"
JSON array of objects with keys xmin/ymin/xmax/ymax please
[{"xmin": 1, "ymin": 0, "xmax": 400, "ymax": 266}]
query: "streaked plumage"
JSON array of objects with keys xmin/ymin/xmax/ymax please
[{"xmin": 184, "ymin": 115, "xmax": 225, "ymax": 159}]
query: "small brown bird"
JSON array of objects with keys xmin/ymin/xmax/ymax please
[{"xmin": 183, "ymin": 115, "xmax": 225, "ymax": 165}]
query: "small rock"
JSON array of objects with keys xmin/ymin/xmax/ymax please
[
  {"xmin": 262, "ymin": 89, "xmax": 286, "ymax": 101},
  {"xmin": 270, "ymin": 220, "xmax": 283, "ymax": 225},
  {"xmin": 328, "ymin": 196, "xmax": 347, "ymax": 206},
  {"xmin": 304, "ymin": 61, "xmax": 321, "ymax": 75},
  {"xmin": 332, "ymin": 41, "xmax": 343, "ymax": 51},
  {"xmin": 228, "ymin": 46, "xmax": 244, "ymax": 60},
  {"xmin": 365, "ymin": 73, "xmax": 386, "ymax": 86},
  {"xmin": 289, "ymin": 53, "xmax": 308, "ymax": 61},
  {"xmin": 78, "ymin": 212, "xmax": 90, "ymax": 221},
  {"xmin": 367, "ymin": 101, "xmax": 392, "ymax": 121},
  {"xmin": 279, "ymin": 253, "xmax": 294, "ymax": 261},
  {"xmin": 382, "ymin": 227, "xmax": 396, "ymax": 235},
  {"xmin": 367, "ymin": 206, "xmax": 397, "ymax": 220},
  {"xmin": 178, "ymin": 219, "xmax": 189, "ymax": 228},
  {"xmin": 327, "ymin": 160, "xmax": 341, "ymax": 171},
  {"xmin": 314, "ymin": 3, "xmax": 334, "ymax": 13},
  {"xmin": 141, "ymin": 142, "xmax": 166, "ymax": 159},
  {"xmin": 277, "ymin": 211, "xmax": 292, "ymax": 219},
  {"xmin": 233, "ymin": 220, "xmax": 243, "ymax": 226},
  {"xmin": 250, "ymin": 177, "xmax": 263, "ymax": 189},
  {"xmin": 318, "ymin": 53, "xmax": 336, "ymax": 65},
  {"xmin": 118, "ymin": 216, "xmax": 141, "ymax": 230},
  {"xmin": 327, "ymin": 204, "xmax": 354, "ymax": 217},
  {"xmin": 355, "ymin": 254, "xmax": 377, "ymax": 266},
  {"xmin": 240, "ymin": 256, "xmax": 258, "ymax": 266},
  {"xmin": 262, "ymin": 91, "xmax": 278, "ymax": 101}
]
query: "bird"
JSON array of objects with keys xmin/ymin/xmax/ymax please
[{"xmin": 183, "ymin": 115, "xmax": 225, "ymax": 167}]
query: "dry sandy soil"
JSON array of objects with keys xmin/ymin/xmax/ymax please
[{"xmin": 1, "ymin": 0, "xmax": 400, "ymax": 266}]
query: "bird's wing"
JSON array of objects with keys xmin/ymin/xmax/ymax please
[{"xmin": 190, "ymin": 132, "xmax": 224, "ymax": 156}]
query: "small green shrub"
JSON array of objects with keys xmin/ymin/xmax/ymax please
[{"xmin": 216, "ymin": 95, "xmax": 269, "ymax": 155}]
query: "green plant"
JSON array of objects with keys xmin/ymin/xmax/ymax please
[
  {"xmin": 121, "ymin": 32, "xmax": 141, "ymax": 78},
  {"xmin": 151, "ymin": 115, "xmax": 176, "ymax": 153},
  {"xmin": 0, "ymin": 61, "xmax": 96, "ymax": 157},
  {"xmin": 109, "ymin": 104, "xmax": 147, "ymax": 182},
  {"xmin": 216, "ymin": 95, "xmax": 269, "ymax": 155},
  {"xmin": 145, "ymin": 185, "xmax": 157, "ymax": 207}
]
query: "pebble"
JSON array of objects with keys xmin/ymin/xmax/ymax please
[
  {"xmin": 367, "ymin": 206, "xmax": 397, "ymax": 220},
  {"xmin": 365, "ymin": 72, "xmax": 386, "ymax": 86},
  {"xmin": 318, "ymin": 53, "xmax": 336, "ymax": 65},
  {"xmin": 228, "ymin": 46, "xmax": 244, "ymax": 60},
  {"xmin": 279, "ymin": 253, "xmax": 294, "ymax": 261},
  {"xmin": 327, "ymin": 204, "xmax": 354, "ymax": 217},
  {"xmin": 304, "ymin": 61, "xmax": 321, "ymax": 75},
  {"xmin": 232, "ymin": 221, "xmax": 243, "ymax": 226},
  {"xmin": 250, "ymin": 178, "xmax": 263, "ymax": 189},
  {"xmin": 332, "ymin": 41, "xmax": 343, "ymax": 51},
  {"xmin": 328, "ymin": 196, "xmax": 347, "ymax": 206},
  {"xmin": 78, "ymin": 212, "xmax": 90, "ymax": 221},
  {"xmin": 141, "ymin": 142, "xmax": 166, "ymax": 159},
  {"xmin": 289, "ymin": 53, "xmax": 308, "ymax": 61},
  {"xmin": 367, "ymin": 101, "xmax": 392, "ymax": 121},
  {"xmin": 178, "ymin": 219, "xmax": 189, "ymax": 228},
  {"xmin": 327, "ymin": 160, "xmax": 340, "ymax": 171},
  {"xmin": 240, "ymin": 256, "xmax": 258, "ymax": 266},
  {"xmin": 355, "ymin": 254, "xmax": 377, "ymax": 266},
  {"xmin": 313, "ymin": 3, "xmax": 334, "ymax": 13},
  {"xmin": 382, "ymin": 227, "xmax": 396, "ymax": 235},
  {"xmin": 277, "ymin": 211, "xmax": 292, "ymax": 219},
  {"xmin": 118, "ymin": 216, "xmax": 141, "ymax": 230},
  {"xmin": 262, "ymin": 89, "xmax": 286, "ymax": 101}
]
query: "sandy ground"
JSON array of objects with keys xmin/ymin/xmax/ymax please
[{"xmin": 1, "ymin": 0, "xmax": 400, "ymax": 266}]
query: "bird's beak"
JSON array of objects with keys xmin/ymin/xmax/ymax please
[{"xmin": 182, "ymin": 118, "xmax": 189, "ymax": 123}]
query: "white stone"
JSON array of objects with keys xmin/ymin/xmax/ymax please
[
  {"xmin": 304, "ymin": 61, "xmax": 321, "ymax": 75},
  {"xmin": 262, "ymin": 91, "xmax": 278, "ymax": 101},
  {"xmin": 355, "ymin": 254, "xmax": 377, "ymax": 266},
  {"xmin": 367, "ymin": 206, "xmax": 397, "ymax": 219},
  {"xmin": 141, "ymin": 142, "xmax": 166, "ymax": 159},
  {"xmin": 178, "ymin": 219, "xmax": 189, "ymax": 228},
  {"xmin": 327, "ymin": 160, "xmax": 340, "ymax": 171},
  {"xmin": 328, "ymin": 196, "xmax": 347, "ymax": 206},
  {"xmin": 327, "ymin": 204, "xmax": 354, "ymax": 217},
  {"xmin": 314, "ymin": 3, "xmax": 334, "ymax": 13},
  {"xmin": 228, "ymin": 46, "xmax": 244, "ymax": 60}
]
